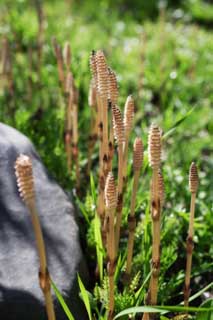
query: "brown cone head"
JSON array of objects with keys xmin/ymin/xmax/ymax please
[
  {"xmin": 90, "ymin": 51, "xmax": 98, "ymax": 89},
  {"xmin": 112, "ymin": 105, "xmax": 124, "ymax": 145},
  {"xmin": 148, "ymin": 123, "xmax": 161, "ymax": 169},
  {"xmin": 108, "ymin": 67, "xmax": 118, "ymax": 106},
  {"xmin": 15, "ymin": 155, "xmax": 35, "ymax": 205},
  {"xmin": 189, "ymin": 162, "xmax": 198, "ymax": 193},
  {"xmin": 96, "ymin": 50, "xmax": 108, "ymax": 99},
  {"xmin": 133, "ymin": 137, "xmax": 143, "ymax": 171},
  {"xmin": 124, "ymin": 95, "xmax": 134, "ymax": 136},
  {"xmin": 105, "ymin": 172, "xmax": 117, "ymax": 209}
]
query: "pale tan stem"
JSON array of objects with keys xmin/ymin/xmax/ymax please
[
  {"xmin": 28, "ymin": 201, "xmax": 55, "ymax": 320},
  {"xmin": 72, "ymin": 102, "xmax": 80, "ymax": 188},
  {"xmin": 87, "ymin": 107, "xmax": 98, "ymax": 175},
  {"xmin": 65, "ymin": 94, "xmax": 73, "ymax": 172},
  {"xmin": 97, "ymin": 94, "xmax": 105, "ymax": 219},
  {"xmin": 106, "ymin": 206, "xmax": 116, "ymax": 320},
  {"xmin": 150, "ymin": 168, "xmax": 161, "ymax": 307},
  {"xmin": 108, "ymin": 274, "xmax": 114, "ymax": 320},
  {"xmin": 126, "ymin": 170, "xmax": 140, "ymax": 276},
  {"xmin": 115, "ymin": 143, "xmax": 124, "ymax": 252},
  {"xmin": 44, "ymin": 289, "xmax": 56, "ymax": 320},
  {"xmin": 184, "ymin": 192, "xmax": 196, "ymax": 308},
  {"xmin": 188, "ymin": 193, "xmax": 196, "ymax": 238},
  {"xmin": 108, "ymin": 117, "xmax": 114, "ymax": 172},
  {"xmin": 28, "ymin": 201, "xmax": 47, "ymax": 273},
  {"xmin": 122, "ymin": 134, "xmax": 129, "ymax": 185},
  {"xmin": 101, "ymin": 96, "xmax": 109, "ymax": 178}
]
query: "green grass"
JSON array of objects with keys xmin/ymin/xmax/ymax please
[{"xmin": 0, "ymin": 0, "xmax": 212, "ymax": 319}]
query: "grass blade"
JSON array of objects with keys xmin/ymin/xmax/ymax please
[
  {"xmin": 51, "ymin": 279, "xmax": 75, "ymax": 320},
  {"xmin": 94, "ymin": 212, "xmax": 104, "ymax": 281},
  {"xmin": 77, "ymin": 274, "xmax": 92, "ymax": 320},
  {"xmin": 114, "ymin": 305, "xmax": 213, "ymax": 319},
  {"xmin": 163, "ymin": 106, "xmax": 196, "ymax": 140}
]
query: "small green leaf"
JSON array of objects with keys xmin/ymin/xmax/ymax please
[
  {"xmin": 51, "ymin": 279, "xmax": 75, "ymax": 320},
  {"xmin": 94, "ymin": 213, "xmax": 104, "ymax": 281},
  {"xmin": 77, "ymin": 274, "xmax": 92, "ymax": 320}
]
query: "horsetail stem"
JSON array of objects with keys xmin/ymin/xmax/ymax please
[
  {"xmin": 87, "ymin": 78, "xmax": 98, "ymax": 175},
  {"xmin": 52, "ymin": 38, "xmax": 65, "ymax": 89},
  {"xmin": 184, "ymin": 162, "xmax": 198, "ymax": 309},
  {"xmin": 105, "ymin": 172, "xmax": 117, "ymax": 320},
  {"xmin": 15, "ymin": 155, "xmax": 56, "ymax": 320},
  {"xmin": 63, "ymin": 41, "xmax": 71, "ymax": 71},
  {"xmin": 143, "ymin": 124, "xmax": 162, "ymax": 320},
  {"xmin": 97, "ymin": 50, "xmax": 109, "ymax": 178},
  {"xmin": 123, "ymin": 95, "xmax": 135, "ymax": 185},
  {"xmin": 108, "ymin": 68, "xmax": 118, "ymax": 172},
  {"xmin": 125, "ymin": 137, "xmax": 143, "ymax": 278},
  {"xmin": 112, "ymin": 104, "xmax": 125, "ymax": 253}
]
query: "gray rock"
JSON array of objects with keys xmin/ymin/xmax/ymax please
[{"xmin": 0, "ymin": 122, "xmax": 88, "ymax": 319}]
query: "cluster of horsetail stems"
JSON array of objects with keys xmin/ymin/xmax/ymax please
[
  {"xmin": 15, "ymin": 155, "xmax": 56, "ymax": 320},
  {"xmin": 53, "ymin": 38, "xmax": 80, "ymax": 188},
  {"xmin": 184, "ymin": 163, "xmax": 199, "ymax": 311}
]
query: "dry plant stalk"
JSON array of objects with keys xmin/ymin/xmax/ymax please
[
  {"xmin": 0, "ymin": 37, "xmax": 14, "ymax": 95},
  {"xmin": 123, "ymin": 95, "xmax": 135, "ymax": 185},
  {"xmin": 87, "ymin": 78, "xmax": 98, "ymax": 175},
  {"xmin": 142, "ymin": 124, "xmax": 162, "ymax": 320},
  {"xmin": 63, "ymin": 42, "xmax": 71, "ymax": 72},
  {"xmin": 15, "ymin": 155, "xmax": 55, "ymax": 320},
  {"xmin": 91, "ymin": 50, "xmax": 109, "ymax": 225},
  {"xmin": 97, "ymin": 50, "xmax": 109, "ymax": 179},
  {"xmin": 184, "ymin": 162, "xmax": 198, "ymax": 308},
  {"xmin": 125, "ymin": 137, "xmax": 143, "ymax": 278},
  {"xmin": 72, "ymin": 86, "xmax": 80, "ymax": 189},
  {"xmin": 108, "ymin": 68, "xmax": 118, "ymax": 172},
  {"xmin": 105, "ymin": 172, "xmax": 117, "ymax": 320},
  {"xmin": 34, "ymin": 0, "xmax": 44, "ymax": 77},
  {"xmin": 65, "ymin": 71, "xmax": 74, "ymax": 172},
  {"xmin": 52, "ymin": 38, "xmax": 65, "ymax": 89},
  {"xmin": 112, "ymin": 105, "xmax": 125, "ymax": 252},
  {"xmin": 148, "ymin": 124, "xmax": 162, "ymax": 307},
  {"xmin": 90, "ymin": 51, "xmax": 105, "ymax": 219}
]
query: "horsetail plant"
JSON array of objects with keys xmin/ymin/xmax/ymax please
[
  {"xmin": 142, "ymin": 124, "xmax": 162, "ymax": 320},
  {"xmin": 87, "ymin": 77, "xmax": 98, "ymax": 175},
  {"xmin": 96, "ymin": 50, "xmax": 109, "ymax": 180},
  {"xmin": 108, "ymin": 67, "xmax": 118, "ymax": 172},
  {"xmin": 15, "ymin": 155, "xmax": 56, "ymax": 320},
  {"xmin": 72, "ymin": 84, "xmax": 80, "ymax": 190},
  {"xmin": 125, "ymin": 137, "xmax": 143, "ymax": 279},
  {"xmin": 65, "ymin": 71, "xmax": 74, "ymax": 172},
  {"xmin": 105, "ymin": 172, "xmax": 117, "ymax": 320},
  {"xmin": 90, "ymin": 51, "xmax": 105, "ymax": 222},
  {"xmin": 112, "ymin": 104, "xmax": 125, "ymax": 252},
  {"xmin": 123, "ymin": 95, "xmax": 135, "ymax": 185},
  {"xmin": 52, "ymin": 38, "xmax": 65, "ymax": 89},
  {"xmin": 184, "ymin": 162, "xmax": 199, "ymax": 309},
  {"xmin": 63, "ymin": 41, "xmax": 71, "ymax": 72},
  {"xmin": 148, "ymin": 124, "xmax": 162, "ymax": 307}
]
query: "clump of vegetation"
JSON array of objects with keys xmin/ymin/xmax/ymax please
[{"xmin": 0, "ymin": 0, "xmax": 212, "ymax": 319}]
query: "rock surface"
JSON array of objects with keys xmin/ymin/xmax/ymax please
[{"xmin": 0, "ymin": 122, "xmax": 88, "ymax": 320}]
